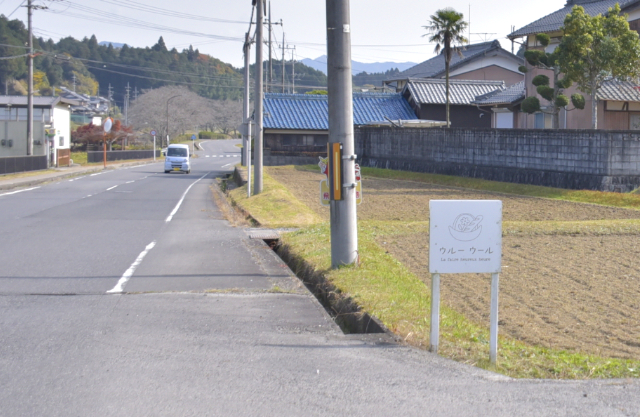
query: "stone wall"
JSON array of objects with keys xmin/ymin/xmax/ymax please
[{"xmin": 355, "ymin": 127, "xmax": 640, "ymax": 192}]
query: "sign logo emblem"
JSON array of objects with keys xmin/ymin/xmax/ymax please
[{"xmin": 448, "ymin": 213, "xmax": 483, "ymax": 241}]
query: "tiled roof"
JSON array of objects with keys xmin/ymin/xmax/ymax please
[
  {"xmin": 389, "ymin": 40, "xmax": 521, "ymax": 81},
  {"xmin": 473, "ymin": 81, "xmax": 525, "ymax": 105},
  {"xmin": 509, "ymin": 0, "xmax": 639, "ymax": 38},
  {"xmin": 262, "ymin": 93, "xmax": 417, "ymax": 130},
  {"xmin": 404, "ymin": 79, "xmax": 505, "ymax": 105},
  {"xmin": 597, "ymin": 80, "xmax": 640, "ymax": 102},
  {"xmin": 0, "ymin": 95, "xmax": 77, "ymax": 107}
]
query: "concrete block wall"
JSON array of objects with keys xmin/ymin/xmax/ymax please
[{"xmin": 355, "ymin": 127, "xmax": 640, "ymax": 192}]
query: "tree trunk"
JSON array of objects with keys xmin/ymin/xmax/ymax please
[
  {"xmin": 445, "ymin": 58, "xmax": 450, "ymax": 128},
  {"xmin": 552, "ymin": 68, "xmax": 560, "ymax": 129}
]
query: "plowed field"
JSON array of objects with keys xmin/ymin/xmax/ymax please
[{"xmin": 268, "ymin": 166, "xmax": 640, "ymax": 359}]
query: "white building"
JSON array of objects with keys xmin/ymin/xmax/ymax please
[{"xmin": 0, "ymin": 96, "xmax": 75, "ymax": 167}]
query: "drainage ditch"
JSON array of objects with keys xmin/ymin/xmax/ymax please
[{"xmin": 258, "ymin": 236, "xmax": 388, "ymax": 335}]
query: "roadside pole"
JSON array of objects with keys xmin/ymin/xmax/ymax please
[
  {"xmin": 26, "ymin": 0, "xmax": 33, "ymax": 156},
  {"xmin": 151, "ymin": 130, "xmax": 157, "ymax": 161},
  {"xmin": 254, "ymin": 0, "xmax": 264, "ymax": 195},
  {"xmin": 243, "ymin": 32, "xmax": 251, "ymax": 168},
  {"xmin": 103, "ymin": 117, "xmax": 113, "ymax": 169},
  {"xmin": 326, "ymin": 0, "xmax": 358, "ymax": 268}
]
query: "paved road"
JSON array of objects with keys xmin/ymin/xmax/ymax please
[{"xmin": 1, "ymin": 140, "xmax": 639, "ymax": 416}]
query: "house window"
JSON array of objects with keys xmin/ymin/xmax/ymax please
[
  {"xmin": 302, "ymin": 135, "xmax": 314, "ymax": 146},
  {"xmin": 59, "ymin": 136, "xmax": 64, "ymax": 147},
  {"xmin": 534, "ymin": 113, "xmax": 552, "ymax": 129}
]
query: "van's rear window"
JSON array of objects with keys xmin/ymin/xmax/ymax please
[{"xmin": 167, "ymin": 148, "xmax": 188, "ymax": 157}]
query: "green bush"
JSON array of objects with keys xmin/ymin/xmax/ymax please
[{"xmin": 199, "ymin": 131, "xmax": 229, "ymax": 139}]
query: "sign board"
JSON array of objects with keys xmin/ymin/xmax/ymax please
[
  {"xmin": 319, "ymin": 157, "xmax": 362, "ymax": 206},
  {"xmin": 429, "ymin": 200, "xmax": 502, "ymax": 274},
  {"xmin": 150, "ymin": 130, "xmax": 157, "ymax": 136},
  {"xmin": 328, "ymin": 143, "xmax": 342, "ymax": 201},
  {"xmin": 191, "ymin": 134, "xmax": 196, "ymax": 140}
]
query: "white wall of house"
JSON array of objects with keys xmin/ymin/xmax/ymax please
[
  {"xmin": 52, "ymin": 105, "xmax": 70, "ymax": 152},
  {"xmin": 449, "ymin": 54, "xmax": 522, "ymax": 78}
]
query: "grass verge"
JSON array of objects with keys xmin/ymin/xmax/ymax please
[{"xmin": 226, "ymin": 167, "xmax": 640, "ymax": 379}]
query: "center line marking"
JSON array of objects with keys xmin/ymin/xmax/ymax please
[
  {"xmin": 107, "ymin": 185, "xmax": 118, "ymax": 191},
  {"xmin": 165, "ymin": 172, "xmax": 209, "ymax": 223},
  {"xmin": 126, "ymin": 181, "xmax": 134, "ymax": 184},
  {"xmin": 107, "ymin": 241, "xmax": 157, "ymax": 294}
]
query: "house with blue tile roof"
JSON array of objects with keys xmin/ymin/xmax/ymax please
[
  {"xmin": 508, "ymin": 0, "xmax": 640, "ymax": 130},
  {"xmin": 262, "ymin": 92, "xmax": 417, "ymax": 153}
]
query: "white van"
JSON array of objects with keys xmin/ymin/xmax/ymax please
[{"xmin": 164, "ymin": 144, "xmax": 191, "ymax": 174}]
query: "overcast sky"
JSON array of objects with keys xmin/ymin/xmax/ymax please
[{"xmin": 1, "ymin": 0, "xmax": 567, "ymax": 69}]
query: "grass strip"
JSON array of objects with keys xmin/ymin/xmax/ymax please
[
  {"xmin": 228, "ymin": 172, "xmax": 321, "ymax": 228},
  {"xmin": 295, "ymin": 165, "xmax": 640, "ymax": 210},
  {"xmin": 230, "ymin": 169, "xmax": 640, "ymax": 379}
]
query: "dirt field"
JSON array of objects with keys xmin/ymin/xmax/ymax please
[{"xmin": 268, "ymin": 166, "xmax": 640, "ymax": 359}]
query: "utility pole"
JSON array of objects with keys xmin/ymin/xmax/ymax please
[
  {"xmin": 254, "ymin": 0, "xmax": 264, "ymax": 195},
  {"xmin": 26, "ymin": 0, "xmax": 33, "ymax": 156},
  {"xmin": 282, "ymin": 32, "xmax": 286, "ymax": 93},
  {"xmin": 124, "ymin": 83, "xmax": 130, "ymax": 126},
  {"xmin": 134, "ymin": 86, "xmax": 138, "ymax": 102},
  {"xmin": 291, "ymin": 46, "xmax": 296, "ymax": 93},
  {"xmin": 243, "ymin": 32, "xmax": 252, "ymax": 194},
  {"xmin": 326, "ymin": 0, "xmax": 358, "ymax": 268},
  {"xmin": 107, "ymin": 83, "xmax": 114, "ymax": 116},
  {"xmin": 268, "ymin": 2, "xmax": 272, "ymax": 93},
  {"xmin": 72, "ymin": 74, "xmax": 76, "ymax": 92}
]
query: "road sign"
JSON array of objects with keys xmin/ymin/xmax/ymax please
[
  {"xmin": 103, "ymin": 117, "xmax": 113, "ymax": 133},
  {"xmin": 191, "ymin": 134, "xmax": 196, "ymax": 140},
  {"xmin": 328, "ymin": 143, "xmax": 342, "ymax": 201},
  {"xmin": 150, "ymin": 130, "xmax": 157, "ymax": 136}
]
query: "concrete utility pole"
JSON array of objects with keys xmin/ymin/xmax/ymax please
[
  {"xmin": 268, "ymin": 2, "xmax": 272, "ymax": 93},
  {"xmin": 326, "ymin": 0, "xmax": 358, "ymax": 267},
  {"xmin": 243, "ymin": 32, "xmax": 251, "ymax": 168},
  {"xmin": 26, "ymin": 0, "xmax": 34, "ymax": 156},
  {"xmin": 281, "ymin": 32, "xmax": 286, "ymax": 93},
  {"xmin": 254, "ymin": 0, "xmax": 264, "ymax": 195}
]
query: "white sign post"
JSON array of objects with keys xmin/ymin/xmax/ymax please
[
  {"xmin": 429, "ymin": 200, "xmax": 502, "ymax": 364},
  {"xmin": 150, "ymin": 130, "xmax": 157, "ymax": 161}
]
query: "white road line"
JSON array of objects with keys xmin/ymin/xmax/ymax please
[
  {"xmin": 221, "ymin": 163, "xmax": 233, "ymax": 168},
  {"xmin": 165, "ymin": 172, "xmax": 208, "ymax": 223},
  {"xmin": 0, "ymin": 187, "xmax": 40, "ymax": 197},
  {"xmin": 90, "ymin": 173, "xmax": 102, "ymax": 177},
  {"xmin": 126, "ymin": 181, "xmax": 134, "ymax": 184},
  {"xmin": 107, "ymin": 241, "xmax": 157, "ymax": 294},
  {"xmin": 107, "ymin": 185, "xmax": 118, "ymax": 191}
]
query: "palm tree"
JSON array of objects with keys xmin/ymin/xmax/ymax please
[{"xmin": 424, "ymin": 9, "xmax": 468, "ymax": 127}]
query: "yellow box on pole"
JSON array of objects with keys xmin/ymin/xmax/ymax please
[{"xmin": 328, "ymin": 143, "xmax": 342, "ymax": 200}]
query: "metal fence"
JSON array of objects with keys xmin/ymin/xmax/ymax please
[
  {"xmin": 0, "ymin": 155, "xmax": 48, "ymax": 175},
  {"xmin": 87, "ymin": 150, "xmax": 160, "ymax": 163}
]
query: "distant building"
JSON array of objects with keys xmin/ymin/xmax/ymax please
[
  {"xmin": 384, "ymin": 40, "xmax": 524, "ymax": 92},
  {"xmin": 508, "ymin": 0, "xmax": 640, "ymax": 129},
  {"xmin": 0, "ymin": 96, "xmax": 74, "ymax": 166},
  {"xmin": 262, "ymin": 92, "xmax": 418, "ymax": 153},
  {"xmin": 59, "ymin": 87, "xmax": 110, "ymax": 125}
]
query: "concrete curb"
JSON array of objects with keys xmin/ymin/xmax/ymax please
[{"xmin": 0, "ymin": 159, "xmax": 161, "ymax": 192}]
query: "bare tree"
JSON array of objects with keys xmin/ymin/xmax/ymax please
[
  {"xmin": 129, "ymin": 86, "xmax": 213, "ymax": 145},
  {"xmin": 206, "ymin": 100, "xmax": 243, "ymax": 136}
]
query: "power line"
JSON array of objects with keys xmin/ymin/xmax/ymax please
[
  {"xmin": 94, "ymin": 0, "xmax": 248, "ymax": 24},
  {"xmin": 44, "ymin": 1, "xmax": 244, "ymax": 43}
]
